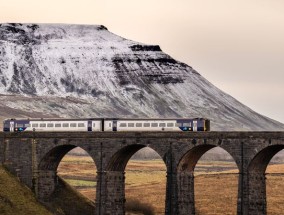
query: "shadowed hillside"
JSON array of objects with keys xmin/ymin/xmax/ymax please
[
  {"xmin": 0, "ymin": 165, "xmax": 52, "ymax": 215},
  {"xmin": 44, "ymin": 177, "xmax": 96, "ymax": 215},
  {"xmin": 0, "ymin": 165, "xmax": 95, "ymax": 215}
]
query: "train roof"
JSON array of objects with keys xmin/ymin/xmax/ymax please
[{"xmin": 4, "ymin": 117, "xmax": 210, "ymax": 122}]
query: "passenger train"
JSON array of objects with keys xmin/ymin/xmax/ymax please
[{"xmin": 3, "ymin": 118, "xmax": 210, "ymax": 132}]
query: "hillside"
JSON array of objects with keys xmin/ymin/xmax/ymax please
[
  {"xmin": 0, "ymin": 165, "xmax": 52, "ymax": 215},
  {"xmin": 0, "ymin": 23, "xmax": 283, "ymax": 131},
  {"xmin": 0, "ymin": 165, "xmax": 95, "ymax": 215}
]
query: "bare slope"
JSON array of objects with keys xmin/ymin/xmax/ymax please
[{"xmin": 0, "ymin": 23, "xmax": 283, "ymax": 130}]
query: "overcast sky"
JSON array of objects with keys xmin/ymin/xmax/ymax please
[{"xmin": 1, "ymin": 0, "xmax": 284, "ymax": 123}]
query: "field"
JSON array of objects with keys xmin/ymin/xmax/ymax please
[{"xmin": 57, "ymin": 154, "xmax": 284, "ymax": 215}]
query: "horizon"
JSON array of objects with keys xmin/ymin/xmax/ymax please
[{"xmin": 1, "ymin": 0, "xmax": 283, "ymax": 124}]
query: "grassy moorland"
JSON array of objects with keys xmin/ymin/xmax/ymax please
[{"xmin": 57, "ymin": 154, "xmax": 284, "ymax": 215}]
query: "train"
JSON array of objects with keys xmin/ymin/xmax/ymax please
[{"xmin": 3, "ymin": 118, "xmax": 210, "ymax": 132}]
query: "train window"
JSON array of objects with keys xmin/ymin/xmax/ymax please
[
  {"xmin": 63, "ymin": 123, "xmax": 69, "ymax": 127},
  {"xmin": 120, "ymin": 123, "xmax": 127, "ymax": 127},
  {"xmin": 167, "ymin": 123, "xmax": 174, "ymax": 127},
  {"xmin": 128, "ymin": 123, "xmax": 135, "ymax": 127},
  {"xmin": 55, "ymin": 123, "xmax": 61, "ymax": 127},
  {"xmin": 78, "ymin": 123, "xmax": 85, "ymax": 127},
  {"xmin": 17, "ymin": 124, "xmax": 23, "ymax": 127},
  {"xmin": 159, "ymin": 123, "xmax": 166, "ymax": 127},
  {"xmin": 47, "ymin": 123, "xmax": 54, "ymax": 127},
  {"xmin": 136, "ymin": 123, "xmax": 142, "ymax": 127},
  {"xmin": 70, "ymin": 123, "xmax": 77, "ymax": 127},
  {"xmin": 40, "ymin": 123, "xmax": 46, "ymax": 127},
  {"xmin": 92, "ymin": 123, "xmax": 96, "ymax": 127},
  {"xmin": 175, "ymin": 123, "xmax": 182, "ymax": 127},
  {"xmin": 151, "ymin": 123, "xmax": 158, "ymax": 127},
  {"xmin": 109, "ymin": 123, "xmax": 111, "ymax": 127},
  {"xmin": 183, "ymin": 123, "xmax": 191, "ymax": 127},
  {"xmin": 25, "ymin": 124, "xmax": 31, "ymax": 127},
  {"xmin": 144, "ymin": 123, "xmax": 150, "ymax": 127},
  {"xmin": 32, "ymin": 124, "xmax": 39, "ymax": 128}
]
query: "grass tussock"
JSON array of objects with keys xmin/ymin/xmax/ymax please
[{"xmin": 125, "ymin": 198, "xmax": 155, "ymax": 215}]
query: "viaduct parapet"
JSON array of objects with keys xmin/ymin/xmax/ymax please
[{"xmin": 1, "ymin": 131, "xmax": 284, "ymax": 215}]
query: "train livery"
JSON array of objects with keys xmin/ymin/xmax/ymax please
[{"xmin": 3, "ymin": 118, "xmax": 210, "ymax": 132}]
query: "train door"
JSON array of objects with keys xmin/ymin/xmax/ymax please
[
  {"xmin": 108, "ymin": 121, "xmax": 112, "ymax": 131},
  {"xmin": 88, "ymin": 120, "xmax": 92, "ymax": 131},
  {"xmin": 113, "ymin": 120, "xmax": 117, "ymax": 131},
  {"xmin": 101, "ymin": 119, "xmax": 104, "ymax": 131},
  {"xmin": 193, "ymin": 120, "xmax": 198, "ymax": 131},
  {"xmin": 205, "ymin": 119, "xmax": 210, "ymax": 131},
  {"xmin": 10, "ymin": 121, "xmax": 14, "ymax": 132}
]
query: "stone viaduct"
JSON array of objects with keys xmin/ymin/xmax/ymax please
[{"xmin": 0, "ymin": 131, "xmax": 284, "ymax": 215}]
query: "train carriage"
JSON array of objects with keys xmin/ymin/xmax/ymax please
[
  {"xmin": 104, "ymin": 118, "xmax": 210, "ymax": 132},
  {"xmin": 3, "ymin": 118, "xmax": 210, "ymax": 132},
  {"xmin": 3, "ymin": 118, "xmax": 102, "ymax": 132}
]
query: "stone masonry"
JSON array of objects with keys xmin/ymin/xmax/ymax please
[{"xmin": 1, "ymin": 131, "xmax": 284, "ymax": 215}]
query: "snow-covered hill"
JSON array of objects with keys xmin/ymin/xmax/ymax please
[{"xmin": 0, "ymin": 23, "xmax": 283, "ymax": 131}]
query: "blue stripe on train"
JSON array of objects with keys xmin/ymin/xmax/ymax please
[
  {"xmin": 15, "ymin": 127, "xmax": 28, "ymax": 132},
  {"xmin": 179, "ymin": 127, "xmax": 193, "ymax": 131}
]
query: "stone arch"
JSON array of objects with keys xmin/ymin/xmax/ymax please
[
  {"xmin": 177, "ymin": 144, "xmax": 239, "ymax": 173},
  {"xmin": 101, "ymin": 143, "xmax": 167, "ymax": 215},
  {"xmin": 245, "ymin": 144, "xmax": 284, "ymax": 214},
  {"xmin": 106, "ymin": 144, "xmax": 165, "ymax": 171},
  {"xmin": 37, "ymin": 139, "xmax": 100, "ymax": 170},
  {"xmin": 106, "ymin": 144, "xmax": 145, "ymax": 171},
  {"xmin": 39, "ymin": 145, "xmax": 77, "ymax": 171},
  {"xmin": 37, "ymin": 144, "xmax": 98, "ymax": 201},
  {"xmin": 248, "ymin": 144, "xmax": 284, "ymax": 173},
  {"xmin": 176, "ymin": 143, "xmax": 239, "ymax": 215}
]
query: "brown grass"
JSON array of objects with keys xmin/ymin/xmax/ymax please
[
  {"xmin": 195, "ymin": 174, "xmax": 238, "ymax": 215},
  {"xmin": 124, "ymin": 159, "xmax": 166, "ymax": 214},
  {"xmin": 125, "ymin": 199, "xmax": 155, "ymax": 215}
]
